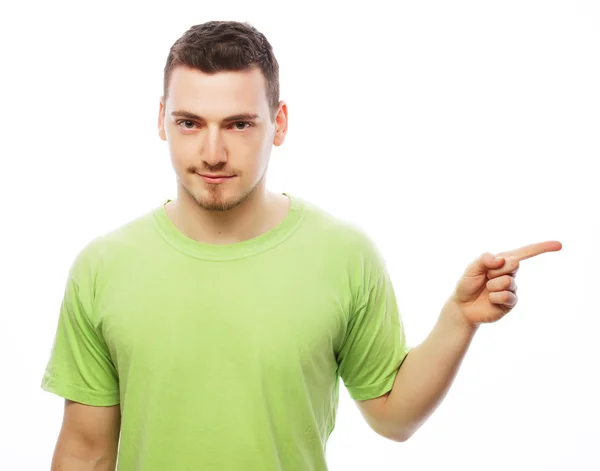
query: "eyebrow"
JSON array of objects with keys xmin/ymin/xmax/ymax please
[{"xmin": 171, "ymin": 110, "xmax": 260, "ymax": 122}]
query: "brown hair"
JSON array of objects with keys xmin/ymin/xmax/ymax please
[{"xmin": 163, "ymin": 21, "xmax": 280, "ymax": 120}]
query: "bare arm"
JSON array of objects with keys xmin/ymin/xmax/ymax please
[
  {"xmin": 51, "ymin": 400, "xmax": 121, "ymax": 471},
  {"xmin": 357, "ymin": 299, "xmax": 477, "ymax": 441},
  {"xmin": 357, "ymin": 244, "xmax": 560, "ymax": 441}
]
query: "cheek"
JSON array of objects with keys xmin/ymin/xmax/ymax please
[
  {"xmin": 256, "ymin": 132, "xmax": 274, "ymax": 161},
  {"xmin": 233, "ymin": 135, "xmax": 270, "ymax": 164},
  {"xmin": 167, "ymin": 134, "xmax": 195, "ymax": 163},
  {"xmin": 250, "ymin": 143, "xmax": 271, "ymax": 173}
]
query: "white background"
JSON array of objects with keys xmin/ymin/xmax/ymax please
[{"xmin": 1, "ymin": 0, "xmax": 598, "ymax": 469}]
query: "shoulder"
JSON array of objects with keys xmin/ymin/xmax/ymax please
[
  {"xmin": 296, "ymin": 196, "xmax": 388, "ymax": 277},
  {"xmin": 67, "ymin": 205, "xmax": 159, "ymax": 284}
]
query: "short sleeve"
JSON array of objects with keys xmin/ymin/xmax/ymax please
[
  {"xmin": 41, "ymin": 252, "xmax": 120, "ymax": 406},
  {"xmin": 337, "ymin": 266, "xmax": 411, "ymax": 401}
]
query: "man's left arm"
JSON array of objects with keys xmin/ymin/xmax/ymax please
[
  {"xmin": 357, "ymin": 241, "xmax": 562, "ymax": 442},
  {"xmin": 356, "ymin": 298, "xmax": 477, "ymax": 442}
]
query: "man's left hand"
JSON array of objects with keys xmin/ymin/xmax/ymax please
[{"xmin": 450, "ymin": 240, "xmax": 563, "ymax": 327}]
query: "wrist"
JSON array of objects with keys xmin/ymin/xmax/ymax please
[{"xmin": 440, "ymin": 297, "xmax": 480, "ymax": 335}]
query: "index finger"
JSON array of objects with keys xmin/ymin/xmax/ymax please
[{"xmin": 497, "ymin": 240, "xmax": 562, "ymax": 261}]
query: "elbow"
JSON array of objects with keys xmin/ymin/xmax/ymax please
[
  {"xmin": 376, "ymin": 426, "xmax": 414, "ymax": 443},
  {"xmin": 387, "ymin": 431, "xmax": 412, "ymax": 443}
]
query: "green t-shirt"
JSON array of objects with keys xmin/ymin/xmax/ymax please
[{"xmin": 41, "ymin": 193, "xmax": 410, "ymax": 470}]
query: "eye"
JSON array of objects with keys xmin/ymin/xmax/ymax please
[
  {"xmin": 176, "ymin": 120, "xmax": 197, "ymax": 130},
  {"xmin": 232, "ymin": 121, "xmax": 252, "ymax": 130}
]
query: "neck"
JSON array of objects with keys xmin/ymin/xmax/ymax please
[{"xmin": 166, "ymin": 186, "xmax": 289, "ymax": 245}]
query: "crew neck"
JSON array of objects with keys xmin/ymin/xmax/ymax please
[{"xmin": 152, "ymin": 193, "xmax": 305, "ymax": 261}]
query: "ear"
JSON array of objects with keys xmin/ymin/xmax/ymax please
[
  {"xmin": 273, "ymin": 101, "xmax": 288, "ymax": 147},
  {"xmin": 158, "ymin": 97, "xmax": 167, "ymax": 141}
]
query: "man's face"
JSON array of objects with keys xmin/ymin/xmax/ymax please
[{"xmin": 158, "ymin": 65, "xmax": 287, "ymax": 212}]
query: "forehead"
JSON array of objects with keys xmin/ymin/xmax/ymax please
[{"xmin": 165, "ymin": 65, "xmax": 268, "ymax": 116}]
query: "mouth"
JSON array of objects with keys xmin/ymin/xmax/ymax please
[{"xmin": 197, "ymin": 173, "xmax": 236, "ymax": 184}]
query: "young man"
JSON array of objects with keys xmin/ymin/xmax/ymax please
[{"xmin": 41, "ymin": 20, "xmax": 562, "ymax": 471}]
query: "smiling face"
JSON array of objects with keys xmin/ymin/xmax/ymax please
[{"xmin": 158, "ymin": 65, "xmax": 287, "ymax": 212}]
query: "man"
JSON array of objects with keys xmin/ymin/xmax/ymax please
[{"xmin": 41, "ymin": 20, "xmax": 562, "ymax": 471}]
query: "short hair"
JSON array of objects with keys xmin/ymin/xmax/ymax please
[{"xmin": 163, "ymin": 21, "xmax": 280, "ymax": 120}]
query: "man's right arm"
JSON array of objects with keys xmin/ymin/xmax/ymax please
[{"xmin": 51, "ymin": 400, "xmax": 121, "ymax": 471}]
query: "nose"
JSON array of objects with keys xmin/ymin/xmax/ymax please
[{"xmin": 201, "ymin": 126, "xmax": 227, "ymax": 166}]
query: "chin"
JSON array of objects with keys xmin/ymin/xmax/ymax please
[{"xmin": 193, "ymin": 189, "xmax": 251, "ymax": 213}]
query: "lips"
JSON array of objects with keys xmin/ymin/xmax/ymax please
[{"xmin": 198, "ymin": 173, "xmax": 235, "ymax": 184}]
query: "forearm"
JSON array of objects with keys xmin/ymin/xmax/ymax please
[
  {"xmin": 384, "ymin": 298, "xmax": 478, "ymax": 440},
  {"xmin": 51, "ymin": 442, "xmax": 117, "ymax": 471},
  {"xmin": 51, "ymin": 456, "xmax": 116, "ymax": 471}
]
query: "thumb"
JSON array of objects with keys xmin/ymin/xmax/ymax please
[{"xmin": 463, "ymin": 252, "xmax": 505, "ymax": 278}]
